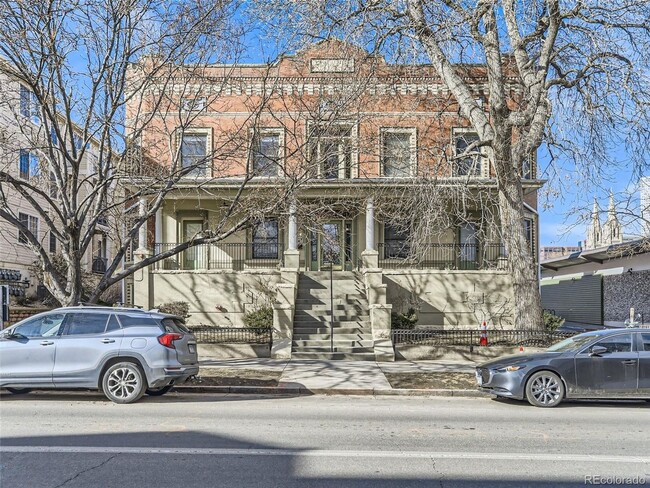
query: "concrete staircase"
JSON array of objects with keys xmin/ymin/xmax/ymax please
[{"xmin": 291, "ymin": 271, "xmax": 375, "ymax": 360}]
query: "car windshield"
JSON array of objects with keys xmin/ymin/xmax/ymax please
[{"xmin": 546, "ymin": 334, "xmax": 600, "ymax": 352}]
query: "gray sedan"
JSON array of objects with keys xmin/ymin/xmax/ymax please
[{"xmin": 476, "ymin": 328, "xmax": 650, "ymax": 407}]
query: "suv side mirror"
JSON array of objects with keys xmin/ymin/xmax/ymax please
[{"xmin": 590, "ymin": 345, "xmax": 609, "ymax": 357}]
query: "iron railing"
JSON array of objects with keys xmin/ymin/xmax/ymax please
[
  {"xmin": 189, "ymin": 326, "xmax": 272, "ymax": 344},
  {"xmin": 153, "ymin": 243, "xmax": 284, "ymax": 271},
  {"xmin": 391, "ymin": 328, "xmax": 577, "ymax": 347},
  {"xmin": 378, "ymin": 243, "xmax": 507, "ymax": 270}
]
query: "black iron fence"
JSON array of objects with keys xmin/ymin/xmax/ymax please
[
  {"xmin": 154, "ymin": 243, "xmax": 284, "ymax": 271},
  {"xmin": 391, "ymin": 328, "xmax": 577, "ymax": 347},
  {"xmin": 189, "ymin": 326, "xmax": 272, "ymax": 344},
  {"xmin": 378, "ymin": 243, "xmax": 507, "ymax": 270}
]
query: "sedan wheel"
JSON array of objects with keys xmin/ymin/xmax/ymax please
[
  {"xmin": 145, "ymin": 385, "xmax": 173, "ymax": 396},
  {"xmin": 6, "ymin": 387, "xmax": 31, "ymax": 395},
  {"xmin": 101, "ymin": 362, "xmax": 146, "ymax": 404},
  {"xmin": 525, "ymin": 371, "xmax": 564, "ymax": 408}
]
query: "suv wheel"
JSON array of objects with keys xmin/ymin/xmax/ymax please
[
  {"xmin": 525, "ymin": 371, "xmax": 564, "ymax": 408},
  {"xmin": 102, "ymin": 362, "xmax": 146, "ymax": 404},
  {"xmin": 6, "ymin": 387, "xmax": 31, "ymax": 395}
]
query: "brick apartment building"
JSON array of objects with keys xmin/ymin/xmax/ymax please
[{"xmin": 126, "ymin": 40, "xmax": 542, "ymax": 359}]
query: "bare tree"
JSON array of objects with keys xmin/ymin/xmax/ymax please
[
  {"xmin": 250, "ymin": 0, "xmax": 650, "ymax": 328},
  {"xmin": 0, "ymin": 0, "xmax": 267, "ymax": 306}
]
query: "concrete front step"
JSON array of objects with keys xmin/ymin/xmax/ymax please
[
  {"xmin": 291, "ymin": 346, "xmax": 375, "ymax": 353},
  {"xmin": 293, "ymin": 320, "xmax": 371, "ymax": 328},
  {"xmin": 295, "ymin": 298, "xmax": 369, "ymax": 306},
  {"xmin": 300, "ymin": 271, "xmax": 362, "ymax": 279},
  {"xmin": 292, "ymin": 339, "xmax": 374, "ymax": 348},
  {"xmin": 290, "ymin": 352, "xmax": 377, "ymax": 360},
  {"xmin": 294, "ymin": 313, "xmax": 369, "ymax": 322},
  {"xmin": 295, "ymin": 304, "xmax": 368, "ymax": 312},
  {"xmin": 296, "ymin": 291, "xmax": 364, "ymax": 300},
  {"xmin": 293, "ymin": 329, "xmax": 371, "ymax": 337}
]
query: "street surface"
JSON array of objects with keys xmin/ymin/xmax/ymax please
[{"xmin": 1, "ymin": 391, "xmax": 649, "ymax": 487}]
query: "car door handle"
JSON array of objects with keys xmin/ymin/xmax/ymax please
[
  {"xmin": 101, "ymin": 339, "xmax": 115, "ymax": 344},
  {"xmin": 621, "ymin": 360, "xmax": 637, "ymax": 365},
  {"xmin": 40, "ymin": 341, "xmax": 54, "ymax": 346}
]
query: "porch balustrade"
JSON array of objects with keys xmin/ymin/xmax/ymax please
[
  {"xmin": 153, "ymin": 242, "xmax": 285, "ymax": 271},
  {"xmin": 378, "ymin": 242, "xmax": 507, "ymax": 270}
]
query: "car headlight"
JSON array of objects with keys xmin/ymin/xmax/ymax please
[{"xmin": 496, "ymin": 365, "xmax": 524, "ymax": 373}]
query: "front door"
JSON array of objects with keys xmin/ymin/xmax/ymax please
[
  {"xmin": 182, "ymin": 219, "xmax": 204, "ymax": 269},
  {"xmin": 574, "ymin": 333, "xmax": 639, "ymax": 397},
  {"xmin": 309, "ymin": 221, "xmax": 354, "ymax": 271}
]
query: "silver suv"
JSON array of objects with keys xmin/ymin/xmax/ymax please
[{"xmin": 0, "ymin": 306, "xmax": 199, "ymax": 403}]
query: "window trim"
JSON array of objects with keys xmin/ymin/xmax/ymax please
[
  {"xmin": 250, "ymin": 219, "xmax": 280, "ymax": 260},
  {"xmin": 380, "ymin": 127, "xmax": 417, "ymax": 178},
  {"xmin": 177, "ymin": 128, "xmax": 212, "ymax": 177},
  {"xmin": 381, "ymin": 223, "xmax": 411, "ymax": 259},
  {"xmin": 307, "ymin": 120, "xmax": 359, "ymax": 179},
  {"xmin": 18, "ymin": 212, "xmax": 39, "ymax": 245},
  {"xmin": 452, "ymin": 128, "xmax": 488, "ymax": 177},
  {"xmin": 249, "ymin": 128, "xmax": 285, "ymax": 177}
]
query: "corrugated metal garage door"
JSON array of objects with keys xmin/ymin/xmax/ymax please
[{"xmin": 541, "ymin": 275, "xmax": 603, "ymax": 326}]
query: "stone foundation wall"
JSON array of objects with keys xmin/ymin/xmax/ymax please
[
  {"xmin": 603, "ymin": 270, "xmax": 650, "ymax": 324},
  {"xmin": 5, "ymin": 307, "xmax": 51, "ymax": 327}
]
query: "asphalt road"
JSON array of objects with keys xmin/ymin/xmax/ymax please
[{"xmin": 1, "ymin": 391, "xmax": 649, "ymax": 487}]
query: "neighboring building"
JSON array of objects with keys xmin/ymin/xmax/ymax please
[
  {"xmin": 0, "ymin": 68, "xmax": 115, "ymax": 300},
  {"xmin": 540, "ymin": 246, "xmax": 582, "ymax": 261},
  {"xmin": 125, "ymin": 40, "xmax": 543, "ymax": 358},
  {"xmin": 540, "ymin": 237, "xmax": 650, "ymax": 327},
  {"xmin": 641, "ymin": 176, "xmax": 650, "ymax": 236},
  {"xmin": 584, "ymin": 193, "xmax": 623, "ymax": 250}
]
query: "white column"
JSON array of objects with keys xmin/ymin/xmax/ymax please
[
  {"xmin": 155, "ymin": 208, "xmax": 163, "ymax": 247},
  {"xmin": 288, "ymin": 200, "xmax": 297, "ymax": 250},
  {"xmin": 137, "ymin": 197, "xmax": 148, "ymax": 252},
  {"xmin": 365, "ymin": 197, "xmax": 375, "ymax": 251}
]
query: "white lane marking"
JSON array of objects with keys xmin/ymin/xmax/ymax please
[{"xmin": 0, "ymin": 446, "xmax": 648, "ymax": 464}]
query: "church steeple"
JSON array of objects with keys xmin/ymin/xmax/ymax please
[
  {"xmin": 586, "ymin": 198, "xmax": 602, "ymax": 249},
  {"xmin": 602, "ymin": 191, "xmax": 623, "ymax": 246}
]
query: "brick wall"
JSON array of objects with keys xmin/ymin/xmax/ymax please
[
  {"xmin": 5, "ymin": 307, "xmax": 51, "ymax": 327},
  {"xmin": 603, "ymin": 270, "xmax": 650, "ymax": 324}
]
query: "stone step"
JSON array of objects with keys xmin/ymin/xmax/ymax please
[
  {"xmin": 290, "ymin": 352, "xmax": 377, "ymax": 361},
  {"xmin": 294, "ymin": 310, "xmax": 369, "ymax": 319},
  {"xmin": 295, "ymin": 298, "xmax": 369, "ymax": 306},
  {"xmin": 292, "ymin": 339, "xmax": 374, "ymax": 348},
  {"xmin": 291, "ymin": 345, "xmax": 375, "ymax": 353},
  {"xmin": 295, "ymin": 304, "xmax": 368, "ymax": 312},
  {"xmin": 292, "ymin": 329, "xmax": 372, "ymax": 338},
  {"xmin": 293, "ymin": 318, "xmax": 371, "ymax": 326},
  {"xmin": 296, "ymin": 291, "xmax": 366, "ymax": 300},
  {"xmin": 300, "ymin": 271, "xmax": 362, "ymax": 280}
]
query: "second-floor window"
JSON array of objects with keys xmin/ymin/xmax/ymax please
[
  {"xmin": 251, "ymin": 131, "xmax": 281, "ymax": 177},
  {"xmin": 252, "ymin": 220, "xmax": 279, "ymax": 259},
  {"xmin": 18, "ymin": 213, "xmax": 38, "ymax": 245},
  {"xmin": 180, "ymin": 132, "xmax": 209, "ymax": 177},
  {"xmin": 382, "ymin": 129, "xmax": 416, "ymax": 177},
  {"xmin": 310, "ymin": 123, "xmax": 354, "ymax": 179},
  {"xmin": 454, "ymin": 131, "xmax": 482, "ymax": 176},
  {"xmin": 19, "ymin": 150, "xmax": 39, "ymax": 179},
  {"xmin": 20, "ymin": 85, "xmax": 39, "ymax": 120}
]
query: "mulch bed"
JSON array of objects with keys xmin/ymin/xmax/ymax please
[
  {"xmin": 384, "ymin": 372, "xmax": 477, "ymax": 390},
  {"xmin": 186, "ymin": 368, "xmax": 281, "ymax": 387}
]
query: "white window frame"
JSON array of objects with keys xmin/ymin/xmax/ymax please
[
  {"xmin": 249, "ymin": 128, "xmax": 285, "ymax": 177},
  {"xmin": 181, "ymin": 97, "xmax": 207, "ymax": 112},
  {"xmin": 18, "ymin": 212, "xmax": 39, "ymax": 245},
  {"xmin": 452, "ymin": 128, "xmax": 489, "ymax": 177},
  {"xmin": 380, "ymin": 127, "xmax": 417, "ymax": 177},
  {"xmin": 307, "ymin": 120, "xmax": 359, "ymax": 179},
  {"xmin": 178, "ymin": 128, "xmax": 212, "ymax": 177}
]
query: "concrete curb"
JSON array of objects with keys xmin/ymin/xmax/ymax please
[{"xmin": 174, "ymin": 385, "xmax": 485, "ymax": 397}]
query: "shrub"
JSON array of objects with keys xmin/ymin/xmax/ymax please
[
  {"xmin": 156, "ymin": 301, "xmax": 191, "ymax": 318},
  {"xmin": 244, "ymin": 306, "xmax": 273, "ymax": 331},
  {"xmin": 391, "ymin": 307, "xmax": 418, "ymax": 330},
  {"xmin": 543, "ymin": 310, "xmax": 565, "ymax": 332}
]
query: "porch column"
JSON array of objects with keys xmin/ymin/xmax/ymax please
[
  {"xmin": 135, "ymin": 198, "xmax": 150, "ymax": 255},
  {"xmin": 365, "ymin": 197, "xmax": 375, "ymax": 251},
  {"xmin": 154, "ymin": 207, "xmax": 162, "ymax": 248},
  {"xmin": 361, "ymin": 197, "xmax": 379, "ymax": 269},
  {"xmin": 288, "ymin": 200, "xmax": 298, "ymax": 250}
]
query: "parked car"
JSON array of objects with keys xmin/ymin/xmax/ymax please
[
  {"xmin": 476, "ymin": 328, "xmax": 650, "ymax": 407},
  {"xmin": 0, "ymin": 306, "xmax": 199, "ymax": 403}
]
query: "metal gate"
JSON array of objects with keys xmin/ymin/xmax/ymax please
[{"xmin": 541, "ymin": 274, "xmax": 603, "ymax": 326}]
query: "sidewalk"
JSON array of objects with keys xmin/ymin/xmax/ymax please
[{"xmin": 182, "ymin": 358, "xmax": 483, "ymax": 397}]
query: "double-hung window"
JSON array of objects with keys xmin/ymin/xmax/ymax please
[
  {"xmin": 180, "ymin": 132, "xmax": 209, "ymax": 177},
  {"xmin": 383, "ymin": 224, "xmax": 410, "ymax": 259},
  {"xmin": 310, "ymin": 123, "xmax": 355, "ymax": 179},
  {"xmin": 19, "ymin": 150, "xmax": 40, "ymax": 179},
  {"xmin": 20, "ymin": 85, "xmax": 39, "ymax": 122},
  {"xmin": 453, "ymin": 131, "xmax": 483, "ymax": 176},
  {"xmin": 251, "ymin": 130, "xmax": 281, "ymax": 177},
  {"xmin": 251, "ymin": 220, "xmax": 279, "ymax": 259},
  {"xmin": 382, "ymin": 129, "xmax": 416, "ymax": 177},
  {"xmin": 18, "ymin": 213, "xmax": 38, "ymax": 245}
]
